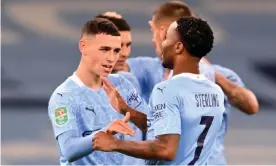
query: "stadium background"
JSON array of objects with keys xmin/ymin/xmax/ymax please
[{"xmin": 1, "ymin": 0, "xmax": 276, "ymax": 164}]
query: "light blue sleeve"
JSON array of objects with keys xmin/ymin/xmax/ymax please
[
  {"xmin": 150, "ymin": 84, "xmax": 181, "ymax": 137},
  {"xmin": 213, "ymin": 65, "xmax": 245, "ymax": 87},
  {"xmin": 58, "ymin": 130, "xmax": 101, "ymax": 162},
  {"xmin": 199, "ymin": 61, "xmax": 215, "ymax": 82},
  {"xmin": 48, "ymin": 94, "xmax": 79, "ymax": 137},
  {"xmin": 212, "ymin": 64, "xmax": 245, "ymax": 87}
]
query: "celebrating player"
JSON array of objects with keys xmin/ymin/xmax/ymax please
[
  {"xmin": 93, "ymin": 17, "xmax": 225, "ymax": 165},
  {"xmin": 127, "ymin": 1, "xmax": 259, "ymax": 164},
  {"xmin": 95, "ymin": 13, "xmax": 141, "ymax": 94},
  {"xmin": 48, "ymin": 18, "xmax": 148, "ymax": 165},
  {"xmin": 126, "ymin": 1, "xmax": 215, "ymax": 103}
]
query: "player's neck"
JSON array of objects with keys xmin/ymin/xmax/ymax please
[
  {"xmin": 163, "ymin": 68, "xmax": 171, "ymax": 80},
  {"xmin": 76, "ymin": 64, "xmax": 103, "ymax": 90},
  {"xmin": 173, "ymin": 57, "xmax": 200, "ymax": 76}
]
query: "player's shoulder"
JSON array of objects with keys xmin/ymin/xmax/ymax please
[
  {"xmin": 152, "ymin": 80, "xmax": 172, "ymax": 95},
  {"xmin": 127, "ymin": 56, "xmax": 160, "ymax": 67},
  {"xmin": 48, "ymin": 76, "xmax": 82, "ymax": 106},
  {"xmin": 211, "ymin": 81, "xmax": 224, "ymax": 94},
  {"xmin": 108, "ymin": 73, "xmax": 126, "ymax": 83},
  {"xmin": 212, "ymin": 64, "xmax": 244, "ymax": 86},
  {"xmin": 108, "ymin": 73, "xmax": 132, "ymax": 88},
  {"xmin": 128, "ymin": 56, "xmax": 159, "ymax": 63},
  {"xmin": 117, "ymin": 71, "xmax": 140, "ymax": 88},
  {"xmin": 199, "ymin": 61, "xmax": 212, "ymax": 69},
  {"xmin": 117, "ymin": 71, "xmax": 137, "ymax": 80},
  {"xmin": 212, "ymin": 64, "xmax": 235, "ymax": 75}
]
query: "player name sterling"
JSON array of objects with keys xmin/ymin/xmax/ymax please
[{"xmin": 195, "ymin": 93, "xmax": 220, "ymax": 107}]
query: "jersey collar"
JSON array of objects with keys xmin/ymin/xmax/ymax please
[
  {"xmin": 172, "ymin": 73, "xmax": 207, "ymax": 81},
  {"xmin": 70, "ymin": 72, "xmax": 85, "ymax": 87}
]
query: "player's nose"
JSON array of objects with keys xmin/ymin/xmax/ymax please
[
  {"xmin": 106, "ymin": 52, "xmax": 116, "ymax": 62},
  {"xmin": 120, "ymin": 52, "xmax": 128, "ymax": 58}
]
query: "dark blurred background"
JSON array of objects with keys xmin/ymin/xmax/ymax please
[{"xmin": 1, "ymin": 0, "xmax": 276, "ymax": 164}]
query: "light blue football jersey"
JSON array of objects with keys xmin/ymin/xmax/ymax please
[
  {"xmin": 118, "ymin": 71, "xmax": 141, "ymax": 95},
  {"xmin": 127, "ymin": 57, "xmax": 215, "ymax": 103},
  {"xmin": 208, "ymin": 64, "xmax": 245, "ymax": 165},
  {"xmin": 147, "ymin": 73, "xmax": 225, "ymax": 165},
  {"xmin": 48, "ymin": 73, "xmax": 149, "ymax": 165}
]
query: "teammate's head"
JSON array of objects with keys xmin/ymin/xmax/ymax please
[
  {"xmin": 96, "ymin": 14, "xmax": 132, "ymax": 72},
  {"xmin": 161, "ymin": 17, "xmax": 214, "ymax": 69},
  {"xmin": 79, "ymin": 18, "xmax": 121, "ymax": 77},
  {"xmin": 149, "ymin": 1, "xmax": 193, "ymax": 57}
]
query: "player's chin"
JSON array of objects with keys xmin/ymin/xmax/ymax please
[
  {"xmin": 102, "ymin": 72, "xmax": 111, "ymax": 77},
  {"xmin": 101, "ymin": 70, "xmax": 112, "ymax": 77},
  {"xmin": 114, "ymin": 63, "xmax": 124, "ymax": 70}
]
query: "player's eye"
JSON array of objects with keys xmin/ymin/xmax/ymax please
[
  {"xmin": 126, "ymin": 42, "xmax": 132, "ymax": 47},
  {"xmin": 99, "ymin": 47, "xmax": 110, "ymax": 52},
  {"xmin": 114, "ymin": 48, "xmax": 121, "ymax": 53}
]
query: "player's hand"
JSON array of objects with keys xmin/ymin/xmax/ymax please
[
  {"xmin": 93, "ymin": 131, "xmax": 118, "ymax": 152},
  {"xmin": 103, "ymin": 11, "xmax": 122, "ymax": 19},
  {"xmin": 106, "ymin": 112, "xmax": 135, "ymax": 136},
  {"xmin": 101, "ymin": 76, "xmax": 129, "ymax": 114}
]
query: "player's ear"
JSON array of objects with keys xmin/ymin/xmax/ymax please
[
  {"xmin": 148, "ymin": 20, "xmax": 153, "ymax": 28},
  {"xmin": 79, "ymin": 39, "xmax": 87, "ymax": 56},
  {"xmin": 175, "ymin": 42, "xmax": 184, "ymax": 54}
]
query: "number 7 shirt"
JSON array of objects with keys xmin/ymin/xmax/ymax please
[{"xmin": 147, "ymin": 73, "xmax": 225, "ymax": 165}]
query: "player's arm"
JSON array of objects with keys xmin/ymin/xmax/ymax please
[
  {"xmin": 58, "ymin": 130, "xmax": 97, "ymax": 162},
  {"xmin": 48, "ymin": 94, "xmax": 134, "ymax": 162},
  {"xmin": 121, "ymin": 105, "xmax": 148, "ymax": 132},
  {"xmin": 48, "ymin": 96, "xmax": 96, "ymax": 162},
  {"xmin": 95, "ymin": 133, "xmax": 180, "ymax": 161},
  {"xmin": 102, "ymin": 77, "xmax": 148, "ymax": 132},
  {"xmin": 94, "ymin": 84, "xmax": 181, "ymax": 161},
  {"xmin": 202, "ymin": 60, "xmax": 259, "ymax": 115},
  {"xmin": 215, "ymin": 72, "xmax": 259, "ymax": 114}
]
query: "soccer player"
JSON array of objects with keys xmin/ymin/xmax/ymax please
[
  {"xmin": 95, "ymin": 13, "xmax": 141, "ymax": 94},
  {"xmin": 128, "ymin": 1, "xmax": 259, "ymax": 164},
  {"xmin": 125, "ymin": 1, "xmax": 215, "ymax": 103},
  {"xmin": 93, "ymin": 17, "xmax": 225, "ymax": 165},
  {"xmin": 48, "ymin": 18, "xmax": 149, "ymax": 165}
]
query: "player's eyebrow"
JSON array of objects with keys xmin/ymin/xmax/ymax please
[{"xmin": 99, "ymin": 46, "xmax": 111, "ymax": 50}]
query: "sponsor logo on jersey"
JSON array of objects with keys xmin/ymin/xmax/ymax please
[{"xmin": 54, "ymin": 107, "xmax": 68, "ymax": 125}]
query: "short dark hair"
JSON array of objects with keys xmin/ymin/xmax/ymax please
[
  {"xmin": 95, "ymin": 15, "xmax": 131, "ymax": 31},
  {"xmin": 176, "ymin": 17, "xmax": 214, "ymax": 58},
  {"xmin": 153, "ymin": 1, "xmax": 192, "ymax": 23},
  {"xmin": 81, "ymin": 18, "xmax": 120, "ymax": 37}
]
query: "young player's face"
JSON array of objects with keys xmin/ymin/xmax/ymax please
[
  {"xmin": 113, "ymin": 31, "xmax": 132, "ymax": 71},
  {"xmin": 161, "ymin": 22, "xmax": 179, "ymax": 69},
  {"xmin": 80, "ymin": 34, "xmax": 121, "ymax": 77}
]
